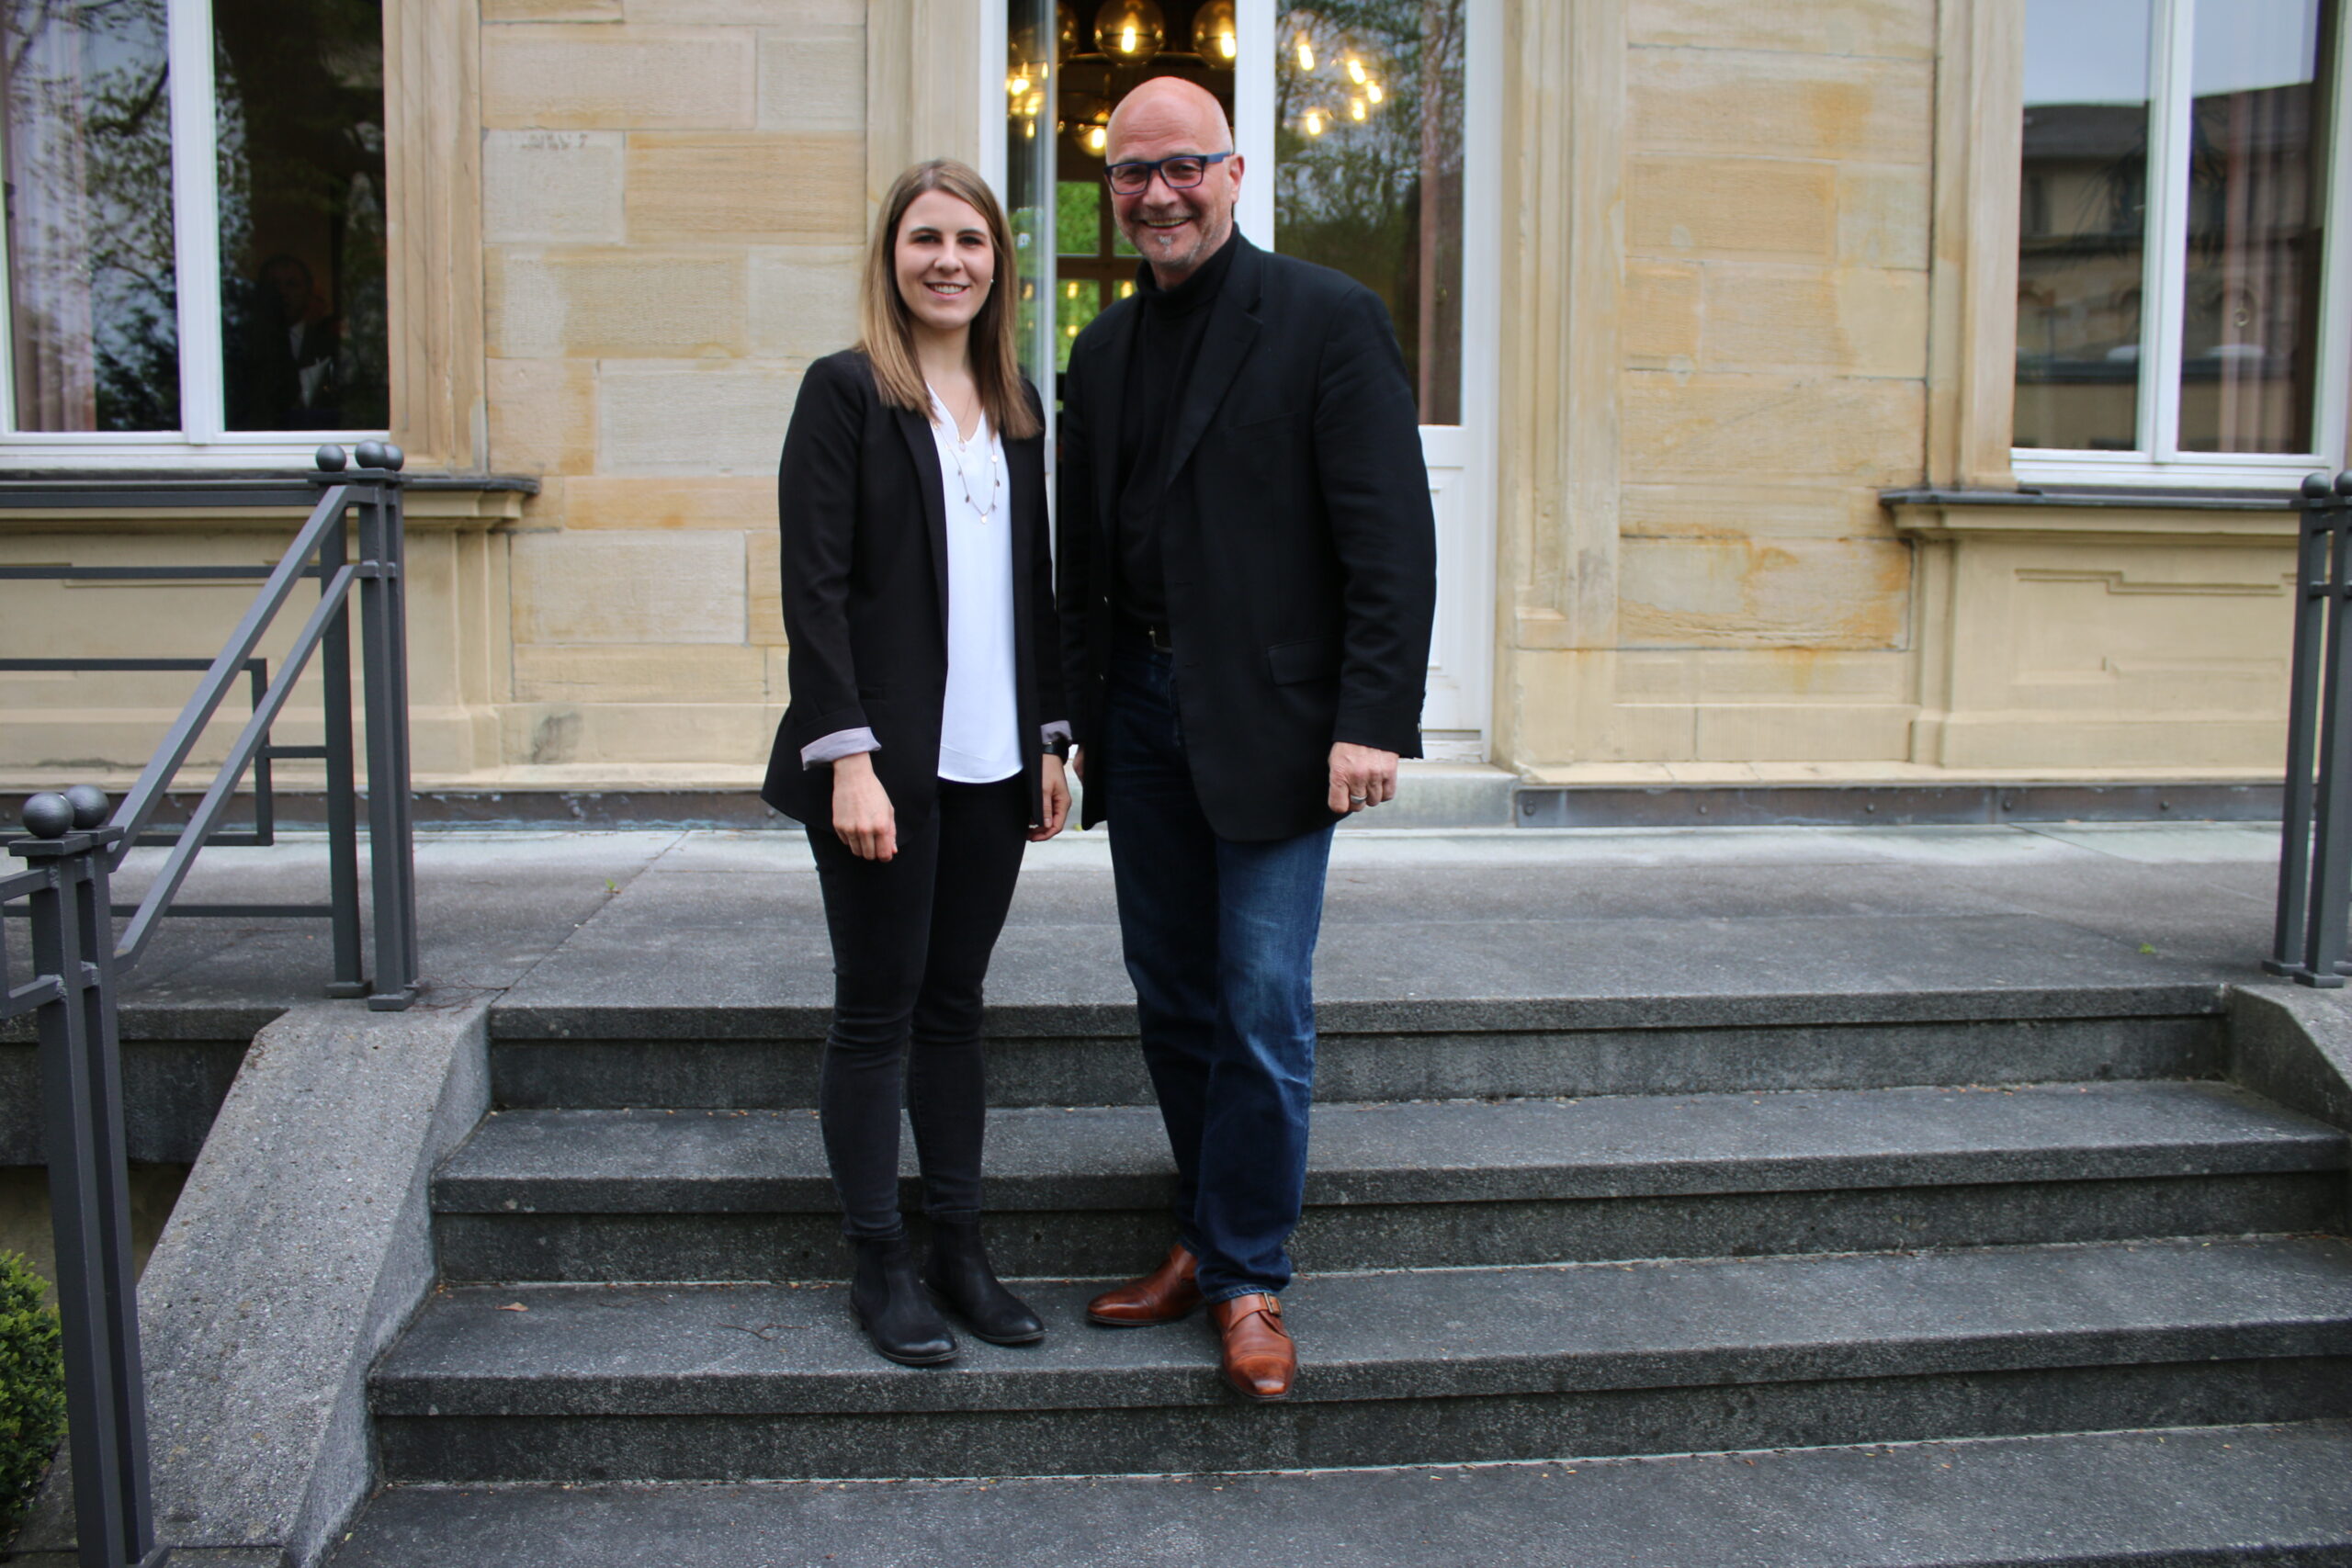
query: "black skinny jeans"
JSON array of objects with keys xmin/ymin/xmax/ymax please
[{"xmin": 805, "ymin": 773, "xmax": 1029, "ymax": 1240}]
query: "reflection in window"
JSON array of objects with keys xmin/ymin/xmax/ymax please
[
  {"xmin": 2178, "ymin": 0, "xmax": 2329, "ymax": 452},
  {"xmin": 2, "ymin": 0, "xmax": 182, "ymax": 432},
  {"xmin": 1276, "ymin": 0, "xmax": 1463, "ymax": 425},
  {"xmin": 215, "ymin": 0, "xmax": 387, "ymax": 432},
  {"xmin": 2015, "ymin": 0, "xmax": 2153, "ymax": 452}
]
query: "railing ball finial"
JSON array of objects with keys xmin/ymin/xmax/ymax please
[
  {"xmin": 2303, "ymin": 471, "xmax": 2334, "ymax": 500},
  {"xmin": 315, "ymin": 444, "xmax": 348, "ymax": 473},
  {"xmin": 354, "ymin": 440, "xmax": 389, "ymax": 471},
  {"xmin": 380, "ymin": 443, "xmax": 405, "ymax": 473},
  {"xmin": 2335, "ymin": 469, "xmax": 2352, "ymax": 497},
  {"xmin": 21, "ymin": 792, "xmax": 73, "ymax": 840},
  {"xmin": 63, "ymin": 784, "xmax": 109, "ymax": 829}
]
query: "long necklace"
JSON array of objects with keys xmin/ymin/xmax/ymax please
[{"xmin": 932, "ymin": 387, "xmax": 1001, "ymax": 520}]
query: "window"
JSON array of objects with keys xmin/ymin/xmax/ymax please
[
  {"xmin": 0, "ymin": 0, "xmax": 388, "ymax": 460},
  {"xmin": 2015, "ymin": 0, "xmax": 2351, "ymax": 485}
]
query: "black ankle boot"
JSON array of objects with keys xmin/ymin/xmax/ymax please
[
  {"xmin": 922, "ymin": 1218, "xmax": 1045, "ymax": 1346},
  {"xmin": 848, "ymin": 1235, "xmax": 957, "ymax": 1366}
]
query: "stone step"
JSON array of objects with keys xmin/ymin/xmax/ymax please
[
  {"xmin": 430, "ymin": 1081, "xmax": 2349, "ymax": 1281},
  {"xmin": 485, "ymin": 992, "xmax": 2229, "ymax": 1110},
  {"xmin": 331, "ymin": 1421, "xmax": 2352, "ymax": 1568},
  {"xmin": 371, "ymin": 1235, "xmax": 2352, "ymax": 1483}
]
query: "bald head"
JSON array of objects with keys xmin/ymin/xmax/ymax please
[{"xmin": 1104, "ymin": 76, "xmax": 1244, "ymax": 286}]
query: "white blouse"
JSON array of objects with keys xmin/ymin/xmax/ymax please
[{"xmin": 927, "ymin": 388, "xmax": 1023, "ymax": 784}]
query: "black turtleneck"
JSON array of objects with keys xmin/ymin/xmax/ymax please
[{"xmin": 1114, "ymin": 227, "xmax": 1240, "ymax": 628}]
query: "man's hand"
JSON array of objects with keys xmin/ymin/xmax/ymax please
[
  {"xmin": 831, "ymin": 752, "xmax": 897, "ymax": 861},
  {"xmin": 1328, "ymin": 742, "xmax": 1399, "ymax": 816},
  {"xmin": 1069, "ymin": 744, "xmax": 1087, "ymax": 786},
  {"xmin": 1031, "ymin": 754, "xmax": 1071, "ymax": 841}
]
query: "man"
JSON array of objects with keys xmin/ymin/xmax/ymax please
[{"xmin": 1057, "ymin": 77, "xmax": 1436, "ymax": 1402}]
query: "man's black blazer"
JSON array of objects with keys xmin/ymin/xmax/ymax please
[
  {"xmin": 761, "ymin": 349, "xmax": 1065, "ymax": 833},
  {"xmin": 1057, "ymin": 236, "xmax": 1437, "ymax": 842}
]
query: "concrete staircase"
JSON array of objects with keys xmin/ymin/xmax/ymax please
[{"xmin": 336, "ymin": 988, "xmax": 2352, "ymax": 1564}]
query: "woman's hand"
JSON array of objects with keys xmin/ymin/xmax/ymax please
[
  {"xmin": 1031, "ymin": 754, "xmax": 1070, "ymax": 840},
  {"xmin": 831, "ymin": 752, "xmax": 897, "ymax": 861}
]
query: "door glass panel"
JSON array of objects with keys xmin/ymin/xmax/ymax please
[
  {"xmin": 214, "ymin": 0, "xmax": 388, "ymax": 432},
  {"xmin": 2, "ymin": 0, "xmax": 181, "ymax": 432},
  {"xmin": 1046, "ymin": 2, "xmax": 1238, "ymax": 377},
  {"xmin": 2177, "ymin": 0, "xmax": 2331, "ymax": 453},
  {"xmin": 1275, "ymin": 0, "xmax": 1464, "ymax": 425},
  {"xmin": 1007, "ymin": 0, "xmax": 1057, "ymax": 394}
]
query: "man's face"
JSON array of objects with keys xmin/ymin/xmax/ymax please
[{"xmin": 1107, "ymin": 96, "xmax": 1242, "ymax": 286}]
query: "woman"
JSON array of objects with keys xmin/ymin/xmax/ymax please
[{"xmin": 760, "ymin": 159, "xmax": 1070, "ymax": 1367}]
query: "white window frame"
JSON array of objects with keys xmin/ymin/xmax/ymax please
[
  {"xmin": 0, "ymin": 0, "xmax": 390, "ymax": 468},
  {"xmin": 2013, "ymin": 0, "xmax": 2352, "ymax": 490}
]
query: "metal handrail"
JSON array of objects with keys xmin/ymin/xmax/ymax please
[
  {"xmin": 0, "ymin": 441, "xmax": 420, "ymax": 1568},
  {"xmin": 2267, "ymin": 468, "xmax": 2352, "ymax": 986}
]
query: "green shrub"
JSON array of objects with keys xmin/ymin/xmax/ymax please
[{"xmin": 0, "ymin": 1251, "xmax": 64, "ymax": 1539}]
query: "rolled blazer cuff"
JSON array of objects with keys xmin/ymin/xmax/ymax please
[{"xmin": 800, "ymin": 727, "xmax": 880, "ymax": 769}]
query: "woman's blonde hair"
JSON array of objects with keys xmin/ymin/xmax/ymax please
[{"xmin": 857, "ymin": 159, "xmax": 1041, "ymax": 440}]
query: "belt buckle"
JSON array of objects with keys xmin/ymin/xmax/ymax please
[{"xmin": 1148, "ymin": 623, "xmax": 1173, "ymax": 653}]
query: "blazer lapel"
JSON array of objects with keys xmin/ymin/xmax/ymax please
[
  {"xmin": 1091, "ymin": 300, "xmax": 1136, "ymax": 542},
  {"xmin": 1161, "ymin": 239, "xmax": 1263, "ymax": 491},
  {"xmin": 893, "ymin": 403, "xmax": 951, "ymax": 639}
]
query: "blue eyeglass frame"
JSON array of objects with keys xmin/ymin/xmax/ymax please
[{"xmin": 1103, "ymin": 151, "xmax": 1235, "ymax": 193}]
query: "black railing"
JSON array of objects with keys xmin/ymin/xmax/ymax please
[
  {"xmin": 0, "ymin": 442, "xmax": 417, "ymax": 1567},
  {"xmin": 2267, "ymin": 468, "xmax": 2352, "ymax": 987}
]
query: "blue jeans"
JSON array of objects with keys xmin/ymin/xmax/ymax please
[{"xmin": 1102, "ymin": 642, "xmax": 1334, "ymax": 1302}]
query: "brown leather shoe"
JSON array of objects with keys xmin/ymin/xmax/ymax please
[
  {"xmin": 1208, "ymin": 1292, "xmax": 1295, "ymax": 1401},
  {"xmin": 1086, "ymin": 1243, "xmax": 1202, "ymax": 1327}
]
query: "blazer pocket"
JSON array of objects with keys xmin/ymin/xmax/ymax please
[{"xmin": 1267, "ymin": 637, "xmax": 1341, "ymax": 685}]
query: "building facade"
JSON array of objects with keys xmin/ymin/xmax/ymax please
[{"xmin": 0, "ymin": 0, "xmax": 2344, "ymax": 798}]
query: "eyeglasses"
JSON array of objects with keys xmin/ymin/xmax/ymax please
[{"xmin": 1103, "ymin": 152, "xmax": 1233, "ymax": 195}]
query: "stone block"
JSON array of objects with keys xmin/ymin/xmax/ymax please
[
  {"xmin": 1838, "ymin": 164, "xmax": 1931, "ymax": 270},
  {"xmin": 1702, "ymin": 265, "xmax": 1928, "ymax": 378},
  {"xmin": 1630, "ymin": 49, "xmax": 1932, "ymax": 164},
  {"xmin": 746, "ymin": 529, "xmax": 787, "ymax": 647},
  {"xmin": 483, "ymin": 26, "xmax": 754, "ymax": 130},
  {"xmin": 1622, "ymin": 481, "xmax": 1898, "ymax": 540},
  {"xmin": 749, "ymin": 247, "xmax": 863, "ymax": 361},
  {"xmin": 597, "ymin": 367, "xmax": 801, "ymax": 477},
  {"xmin": 1630, "ymin": 156, "xmax": 1836, "ymax": 261},
  {"xmin": 485, "ymin": 0, "xmax": 620, "ymax": 22},
  {"xmin": 624, "ymin": 0, "xmax": 859, "ymax": 22},
  {"xmin": 1625, "ymin": 261, "xmax": 1702, "ymax": 367},
  {"xmin": 764, "ymin": 645, "xmax": 792, "ymax": 699},
  {"xmin": 499, "ymin": 700, "xmax": 778, "ymax": 768},
  {"xmin": 513, "ymin": 644, "xmax": 767, "ymax": 704},
  {"xmin": 562, "ymin": 477, "xmax": 775, "ymax": 529},
  {"xmin": 510, "ymin": 529, "xmax": 747, "ymax": 645},
  {"xmin": 1695, "ymin": 701, "xmax": 1916, "ymax": 761},
  {"xmin": 488, "ymin": 249, "xmax": 746, "ymax": 360},
  {"xmin": 1617, "ymin": 536, "xmax": 1912, "ymax": 649},
  {"xmin": 625, "ymin": 134, "xmax": 865, "ymax": 243},
  {"xmin": 1629, "ymin": 0, "xmax": 1935, "ymax": 59},
  {"xmin": 1623, "ymin": 370, "xmax": 1925, "ymax": 482},
  {"xmin": 487, "ymin": 358, "xmax": 597, "ymax": 475},
  {"xmin": 757, "ymin": 32, "xmax": 865, "ymax": 132},
  {"xmin": 483, "ymin": 131, "xmax": 626, "ymax": 244}
]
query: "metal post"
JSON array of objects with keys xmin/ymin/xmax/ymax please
[
  {"xmin": 351, "ymin": 443, "xmax": 417, "ymax": 1010},
  {"xmin": 2299, "ymin": 475, "xmax": 2352, "ymax": 985},
  {"xmin": 313, "ymin": 468, "xmax": 365, "ymax": 998},
  {"xmin": 2268, "ymin": 473, "xmax": 2337, "ymax": 976},
  {"xmin": 14, "ymin": 788, "xmax": 163, "ymax": 1568}
]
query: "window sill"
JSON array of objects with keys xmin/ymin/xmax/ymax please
[
  {"xmin": 0, "ymin": 470, "xmax": 541, "ymax": 529},
  {"xmin": 1881, "ymin": 483, "xmax": 2299, "ymax": 543}
]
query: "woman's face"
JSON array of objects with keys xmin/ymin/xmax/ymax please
[{"xmin": 894, "ymin": 190, "xmax": 995, "ymax": 337}]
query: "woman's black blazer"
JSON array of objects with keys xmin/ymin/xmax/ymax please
[{"xmin": 760, "ymin": 349, "xmax": 1065, "ymax": 834}]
